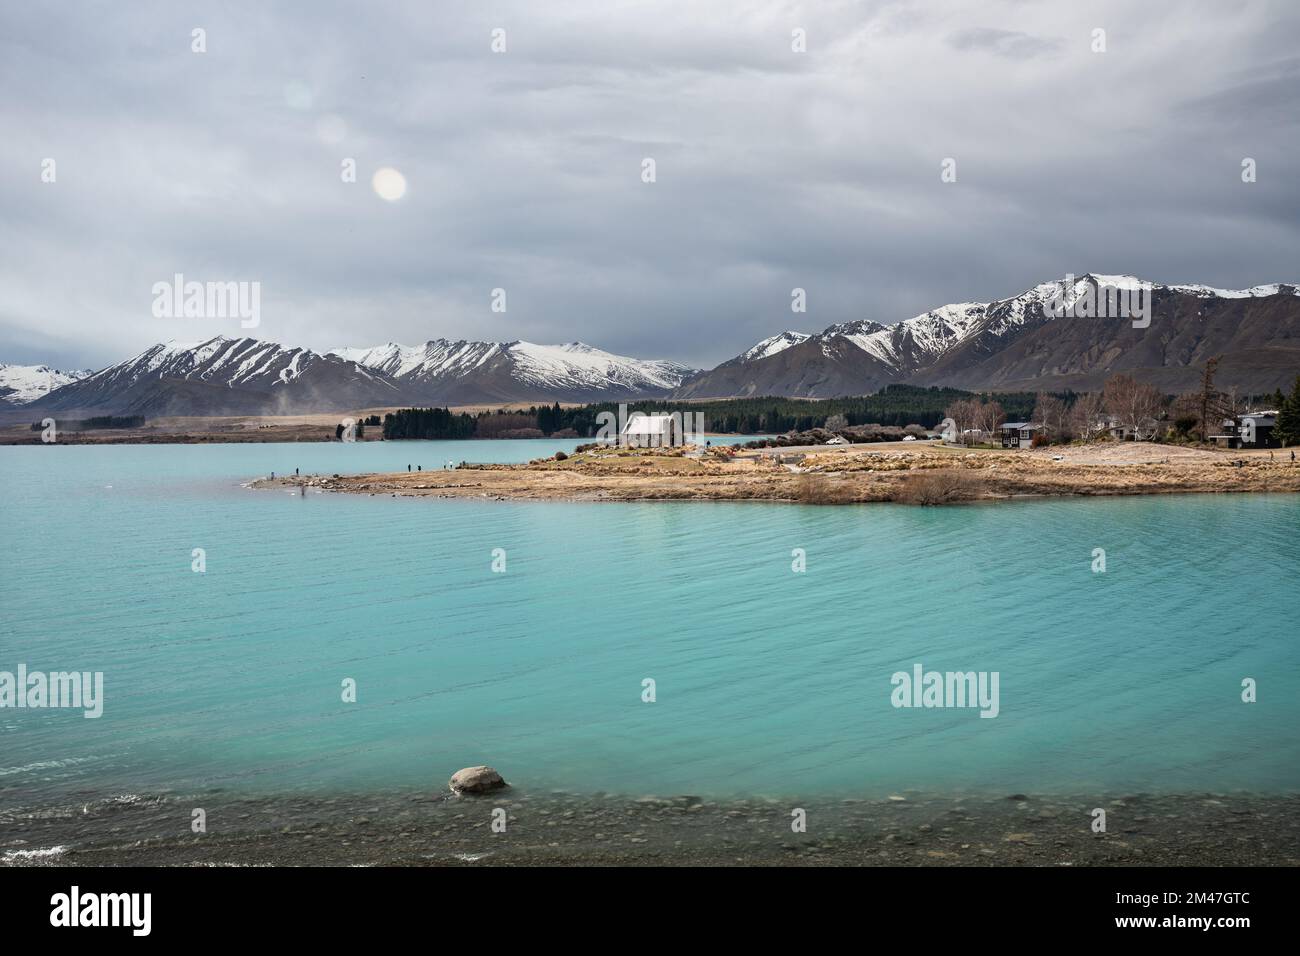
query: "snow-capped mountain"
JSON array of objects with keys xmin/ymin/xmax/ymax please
[
  {"xmin": 330, "ymin": 340, "xmax": 503, "ymax": 382},
  {"xmin": 0, "ymin": 364, "xmax": 91, "ymax": 405},
  {"xmin": 674, "ymin": 275, "xmax": 1300, "ymax": 398},
  {"xmin": 17, "ymin": 334, "xmax": 696, "ymax": 416},
  {"xmin": 26, "ymin": 336, "xmax": 403, "ymax": 416},
  {"xmin": 742, "ymin": 331, "xmax": 811, "ymax": 362},
  {"xmin": 15, "ymin": 276, "xmax": 1299, "ymax": 415},
  {"xmin": 329, "ymin": 339, "xmax": 694, "ymax": 404}
]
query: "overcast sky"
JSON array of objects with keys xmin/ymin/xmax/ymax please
[{"xmin": 2, "ymin": 0, "xmax": 1298, "ymax": 371}]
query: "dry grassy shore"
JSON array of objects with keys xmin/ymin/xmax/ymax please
[{"xmin": 251, "ymin": 441, "xmax": 1300, "ymax": 504}]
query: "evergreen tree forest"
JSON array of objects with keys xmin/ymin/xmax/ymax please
[{"xmin": 380, "ymin": 386, "xmax": 1041, "ymax": 440}]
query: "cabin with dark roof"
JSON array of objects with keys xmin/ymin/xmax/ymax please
[
  {"xmin": 1210, "ymin": 411, "xmax": 1279, "ymax": 449},
  {"xmin": 999, "ymin": 422, "xmax": 1038, "ymax": 449}
]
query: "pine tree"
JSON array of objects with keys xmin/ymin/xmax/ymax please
[
  {"xmin": 1198, "ymin": 357, "xmax": 1220, "ymax": 443},
  {"xmin": 1274, "ymin": 376, "xmax": 1300, "ymax": 447}
]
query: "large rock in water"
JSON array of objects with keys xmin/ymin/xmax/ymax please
[{"xmin": 449, "ymin": 766, "xmax": 507, "ymax": 794}]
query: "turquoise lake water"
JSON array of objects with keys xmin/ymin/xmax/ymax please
[{"xmin": 1, "ymin": 440, "xmax": 1298, "ymax": 804}]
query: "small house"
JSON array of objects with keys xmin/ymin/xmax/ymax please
[
  {"xmin": 1105, "ymin": 416, "xmax": 1161, "ymax": 442},
  {"xmin": 1211, "ymin": 411, "xmax": 1279, "ymax": 449},
  {"xmin": 1000, "ymin": 422, "xmax": 1038, "ymax": 449},
  {"xmin": 621, "ymin": 413, "xmax": 682, "ymax": 448}
]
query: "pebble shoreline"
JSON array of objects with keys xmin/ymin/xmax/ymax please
[{"xmin": 4, "ymin": 789, "xmax": 1296, "ymax": 867}]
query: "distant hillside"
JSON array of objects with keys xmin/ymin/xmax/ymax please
[
  {"xmin": 13, "ymin": 336, "xmax": 696, "ymax": 417},
  {"xmin": 10, "ymin": 275, "xmax": 1299, "ymax": 417},
  {"xmin": 330, "ymin": 339, "xmax": 694, "ymax": 404},
  {"xmin": 22, "ymin": 338, "xmax": 403, "ymax": 417},
  {"xmin": 675, "ymin": 276, "xmax": 1300, "ymax": 399}
]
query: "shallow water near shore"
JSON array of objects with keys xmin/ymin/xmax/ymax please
[{"xmin": 2, "ymin": 442, "xmax": 1299, "ymax": 833}]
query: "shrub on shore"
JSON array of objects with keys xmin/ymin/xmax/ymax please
[
  {"xmin": 892, "ymin": 469, "xmax": 986, "ymax": 505},
  {"xmin": 796, "ymin": 473, "xmax": 856, "ymax": 504}
]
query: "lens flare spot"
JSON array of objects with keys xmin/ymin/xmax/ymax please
[{"xmin": 371, "ymin": 167, "xmax": 407, "ymax": 201}]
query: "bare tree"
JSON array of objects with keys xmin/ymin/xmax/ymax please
[
  {"xmin": 943, "ymin": 398, "xmax": 981, "ymax": 445},
  {"xmin": 1070, "ymin": 391, "xmax": 1107, "ymax": 442},
  {"xmin": 824, "ymin": 413, "xmax": 848, "ymax": 432},
  {"xmin": 971, "ymin": 399, "xmax": 1005, "ymax": 444},
  {"xmin": 1103, "ymin": 374, "xmax": 1163, "ymax": 441},
  {"xmin": 1032, "ymin": 393, "xmax": 1072, "ymax": 443}
]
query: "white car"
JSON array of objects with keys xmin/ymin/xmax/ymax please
[{"xmin": 903, "ymin": 435, "xmax": 917, "ymax": 441}]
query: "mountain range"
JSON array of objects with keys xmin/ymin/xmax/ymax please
[
  {"xmin": 329, "ymin": 339, "xmax": 692, "ymax": 405},
  {"xmin": 7, "ymin": 275, "xmax": 1299, "ymax": 417},
  {"xmin": 675, "ymin": 275, "xmax": 1300, "ymax": 399},
  {"xmin": 7, "ymin": 336, "xmax": 695, "ymax": 417}
]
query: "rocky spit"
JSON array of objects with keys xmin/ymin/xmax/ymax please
[
  {"xmin": 2, "ymin": 788, "xmax": 1297, "ymax": 867},
  {"xmin": 249, "ymin": 442, "xmax": 1300, "ymax": 506}
]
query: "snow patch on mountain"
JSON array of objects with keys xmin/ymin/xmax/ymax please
[
  {"xmin": 0, "ymin": 364, "xmax": 92, "ymax": 405},
  {"xmin": 332, "ymin": 339, "xmax": 693, "ymax": 393},
  {"xmin": 1167, "ymin": 282, "xmax": 1299, "ymax": 299},
  {"xmin": 840, "ymin": 305, "xmax": 986, "ymax": 367},
  {"xmin": 329, "ymin": 341, "xmax": 503, "ymax": 380},
  {"xmin": 742, "ymin": 331, "xmax": 811, "ymax": 361},
  {"xmin": 509, "ymin": 341, "xmax": 690, "ymax": 391},
  {"xmin": 728, "ymin": 274, "xmax": 1300, "ymax": 378},
  {"xmin": 67, "ymin": 336, "xmax": 390, "ymax": 395}
]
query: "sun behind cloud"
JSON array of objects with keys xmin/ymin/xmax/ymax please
[{"xmin": 371, "ymin": 167, "xmax": 407, "ymax": 202}]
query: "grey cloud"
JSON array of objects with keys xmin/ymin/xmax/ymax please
[
  {"xmin": 0, "ymin": 0, "xmax": 1297, "ymax": 372},
  {"xmin": 946, "ymin": 27, "xmax": 1064, "ymax": 58},
  {"xmin": 1175, "ymin": 55, "xmax": 1300, "ymax": 126}
]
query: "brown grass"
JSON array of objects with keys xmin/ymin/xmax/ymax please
[
  {"xmin": 796, "ymin": 473, "xmax": 858, "ymax": 504},
  {"xmin": 892, "ymin": 469, "xmax": 987, "ymax": 505},
  {"xmin": 253, "ymin": 441, "xmax": 1300, "ymax": 505}
]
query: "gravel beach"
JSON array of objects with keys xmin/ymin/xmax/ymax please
[{"xmin": 4, "ymin": 789, "xmax": 1297, "ymax": 867}]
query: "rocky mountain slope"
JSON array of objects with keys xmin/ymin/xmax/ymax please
[
  {"xmin": 674, "ymin": 276, "xmax": 1300, "ymax": 398},
  {"xmin": 13, "ymin": 335, "xmax": 695, "ymax": 417},
  {"xmin": 11, "ymin": 276, "xmax": 1299, "ymax": 416},
  {"xmin": 330, "ymin": 339, "xmax": 693, "ymax": 404},
  {"xmin": 22, "ymin": 337, "xmax": 403, "ymax": 416}
]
